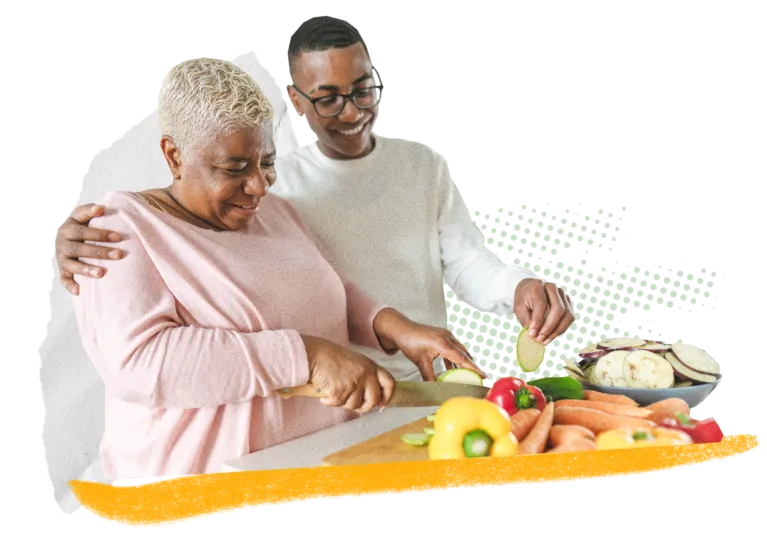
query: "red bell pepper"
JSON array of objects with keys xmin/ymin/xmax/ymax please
[
  {"xmin": 485, "ymin": 377, "xmax": 546, "ymax": 416},
  {"xmin": 658, "ymin": 413, "xmax": 724, "ymax": 444}
]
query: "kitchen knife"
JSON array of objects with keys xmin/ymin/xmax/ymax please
[{"xmin": 278, "ymin": 381, "xmax": 490, "ymax": 407}]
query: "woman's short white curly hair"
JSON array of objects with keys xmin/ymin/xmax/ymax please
[{"xmin": 158, "ymin": 58, "xmax": 274, "ymax": 155}]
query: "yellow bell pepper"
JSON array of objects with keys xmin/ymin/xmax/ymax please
[
  {"xmin": 596, "ymin": 428, "xmax": 692, "ymax": 450},
  {"xmin": 428, "ymin": 397, "xmax": 518, "ymax": 460}
]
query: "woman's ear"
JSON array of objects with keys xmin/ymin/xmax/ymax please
[{"xmin": 160, "ymin": 136, "xmax": 183, "ymax": 179}]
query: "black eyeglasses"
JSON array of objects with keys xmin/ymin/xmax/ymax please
[{"xmin": 292, "ymin": 66, "xmax": 384, "ymax": 118}]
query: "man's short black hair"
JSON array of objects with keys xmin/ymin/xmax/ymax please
[{"xmin": 288, "ymin": 16, "xmax": 369, "ymax": 76}]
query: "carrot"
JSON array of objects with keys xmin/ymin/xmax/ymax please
[
  {"xmin": 554, "ymin": 406, "xmax": 655, "ymax": 435},
  {"xmin": 547, "ymin": 438, "xmax": 597, "ymax": 453},
  {"xmin": 548, "ymin": 424, "xmax": 595, "ymax": 449},
  {"xmin": 554, "ymin": 399, "xmax": 652, "ymax": 419},
  {"xmin": 583, "ymin": 390, "xmax": 638, "ymax": 406},
  {"xmin": 509, "ymin": 409, "xmax": 541, "ymax": 442},
  {"xmin": 518, "ymin": 402, "xmax": 555, "ymax": 455},
  {"xmin": 645, "ymin": 398, "xmax": 690, "ymax": 423}
]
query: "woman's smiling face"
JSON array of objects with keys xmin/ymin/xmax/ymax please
[{"xmin": 163, "ymin": 122, "xmax": 277, "ymax": 231}]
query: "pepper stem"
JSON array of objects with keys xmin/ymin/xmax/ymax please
[
  {"xmin": 514, "ymin": 387, "xmax": 537, "ymax": 410},
  {"xmin": 463, "ymin": 430, "xmax": 494, "ymax": 458}
]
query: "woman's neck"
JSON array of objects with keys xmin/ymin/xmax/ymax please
[{"xmin": 136, "ymin": 187, "xmax": 223, "ymax": 231}]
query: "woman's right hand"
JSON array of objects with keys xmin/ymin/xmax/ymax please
[
  {"xmin": 56, "ymin": 204, "xmax": 124, "ymax": 294},
  {"xmin": 301, "ymin": 335, "xmax": 396, "ymax": 414}
]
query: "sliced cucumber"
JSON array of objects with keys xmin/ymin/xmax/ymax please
[
  {"xmin": 400, "ymin": 433, "xmax": 431, "ymax": 446},
  {"xmin": 437, "ymin": 368, "xmax": 484, "ymax": 385},
  {"xmin": 517, "ymin": 327, "xmax": 545, "ymax": 372},
  {"xmin": 426, "ymin": 413, "xmax": 436, "ymax": 422},
  {"xmin": 424, "ymin": 427, "xmax": 436, "ymax": 437}
]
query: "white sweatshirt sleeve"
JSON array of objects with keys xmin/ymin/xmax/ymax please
[{"xmin": 436, "ymin": 154, "xmax": 539, "ymax": 316}]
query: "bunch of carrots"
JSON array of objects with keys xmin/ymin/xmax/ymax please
[{"xmin": 509, "ymin": 390, "xmax": 693, "ymax": 454}]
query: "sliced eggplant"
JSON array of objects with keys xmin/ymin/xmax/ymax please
[
  {"xmin": 636, "ymin": 344, "xmax": 672, "ymax": 353},
  {"xmin": 674, "ymin": 381, "xmax": 694, "ymax": 388},
  {"xmin": 579, "ymin": 343, "xmax": 608, "ymax": 359},
  {"xmin": 564, "ymin": 358, "xmax": 586, "ymax": 379},
  {"xmin": 586, "ymin": 365, "xmax": 598, "ymax": 385},
  {"xmin": 666, "ymin": 352, "xmax": 719, "ymax": 384},
  {"xmin": 565, "ymin": 368, "xmax": 587, "ymax": 383},
  {"xmin": 671, "ymin": 343, "xmax": 721, "ymax": 376},
  {"xmin": 622, "ymin": 350, "xmax": 675, "ymax": 389},
  {"xmin": 594, "ymin": 350, "xmax": 631, "ymax": 387},
  {"xmin": 598, "ymin": 338, "xmax": 647, "ymax": 350}
]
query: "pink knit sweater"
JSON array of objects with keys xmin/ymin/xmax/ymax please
[{"xmin": 73, "ymin": 190, "xmax": 393, "ymax": 479}]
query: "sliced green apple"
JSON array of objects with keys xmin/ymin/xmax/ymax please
[
  {"xmin": 436, "ymin": 368, "xmax": 484, "ymax": 385},
  {"xmin": 516, "ymin": 327, "xmax": 545, "ymax": 372}
]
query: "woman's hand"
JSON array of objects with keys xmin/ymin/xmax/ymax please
[
  {"xmin": 55, "ymin": 204, "xmax": 124, "ymax": 295},
  {"xmin": 301, "ymin": 335, "xmax": 395, "ymax": 414},
  {"xmin": 373, "ymin": 309, "xmax": 486, "ymax": 382}
]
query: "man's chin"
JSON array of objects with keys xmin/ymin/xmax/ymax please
[{"xmin": 326, "ymin": 135, "xmax": 374, "ymax": 160}]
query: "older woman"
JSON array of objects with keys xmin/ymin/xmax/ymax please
[{"xmin": 74, "ymin": 58, "xmax": 482, "ymax": 479}]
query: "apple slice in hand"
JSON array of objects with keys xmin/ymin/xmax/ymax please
[{"xmin": 517, "ymin": 327, "xmax": 545, "ymax": 372}]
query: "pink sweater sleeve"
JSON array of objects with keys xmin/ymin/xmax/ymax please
[
  {"xmin": 277, "ymin": 198, "xmax": 398, "ymax": 355},
  {"xmin": 73, "ymin": 204, "xmax": 310, "ymax": 410}
]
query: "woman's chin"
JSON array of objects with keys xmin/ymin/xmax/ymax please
[{"xmin": 223, "ymin": 205, "xmax": 259, "ymax": 230}]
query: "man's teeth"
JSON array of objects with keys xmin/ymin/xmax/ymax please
[{"xmin": 338, "ymin": 123, "xmax": 366, "ymax": 136}]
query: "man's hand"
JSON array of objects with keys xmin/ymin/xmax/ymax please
[
  {"xmin": 56, "ymin": 204, "xmax": 124, "ymax": 295},
  {"xmin": 514, "ymin": 278, "xmax": 575, "ymax": 346}
]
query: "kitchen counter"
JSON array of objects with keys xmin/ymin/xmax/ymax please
[{"xmin": 221, "ymin": 406, "xmax": 436, "ymax": 472}]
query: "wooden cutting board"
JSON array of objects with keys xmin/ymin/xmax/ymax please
[{"xmin": 322, "ymin": 416, "xmax": 432, "ymax": 466}]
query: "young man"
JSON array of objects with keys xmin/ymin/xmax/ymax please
[{"xmin": 55, "ymin": 16, "xmax": 575, "ymax": 382}]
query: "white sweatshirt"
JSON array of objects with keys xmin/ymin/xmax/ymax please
[{"xmin": 271, "ymin": 134, "xmax": 538, "ymax": 381}]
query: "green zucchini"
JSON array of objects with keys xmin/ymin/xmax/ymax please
[{"xmin": 527, "ymin": 376, "xmax": 584, "ymax": 401}]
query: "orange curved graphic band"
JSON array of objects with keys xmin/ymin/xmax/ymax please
[{"xmin": 70, "ymin": 433, "xmax": 761, "ymax": 530}]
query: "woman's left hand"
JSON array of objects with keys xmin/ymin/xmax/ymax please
[{"xmin": 373, "ymin": 309, "xmax": 486, "ymax": 381}]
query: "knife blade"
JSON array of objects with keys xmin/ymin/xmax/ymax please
[{"xmin": 278, "ymin": 381, "xmax": 490, "ymax": 407}]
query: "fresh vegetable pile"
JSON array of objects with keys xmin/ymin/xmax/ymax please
[
  {"xmin": 400, "ymin": 369, "xmax": 724, "ymax": 458},
  {"xmin": 567, "ymin": 339, "xmax": 722, "ymax": 389}
]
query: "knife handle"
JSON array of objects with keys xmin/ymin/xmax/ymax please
[{"xmin": 278, "ymin": 384, "xmax": 328, "ymax": 399}]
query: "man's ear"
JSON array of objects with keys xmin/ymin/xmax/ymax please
[
  {"xmin": 286, "ymin": 85, "xmax": 304, "ymax": 116},
  {"xmin": 160, "ymin": 136, "xmax": 183, "ymax": 179}
]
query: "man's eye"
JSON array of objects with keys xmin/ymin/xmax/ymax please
[
  {"xmin": 226, "ymin": 166, "xmax": 247, "ymax": 174},
  {"xmin": 355, "ymin": 88, "xmax": 373, "ymax": 96},
  {"xmin": 262, "ymin": 162, "xmax": 275, "ymax": 169},
  {"xmin": 315, "ymin": 95, "xmax": 339, "ymax": 106}
]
